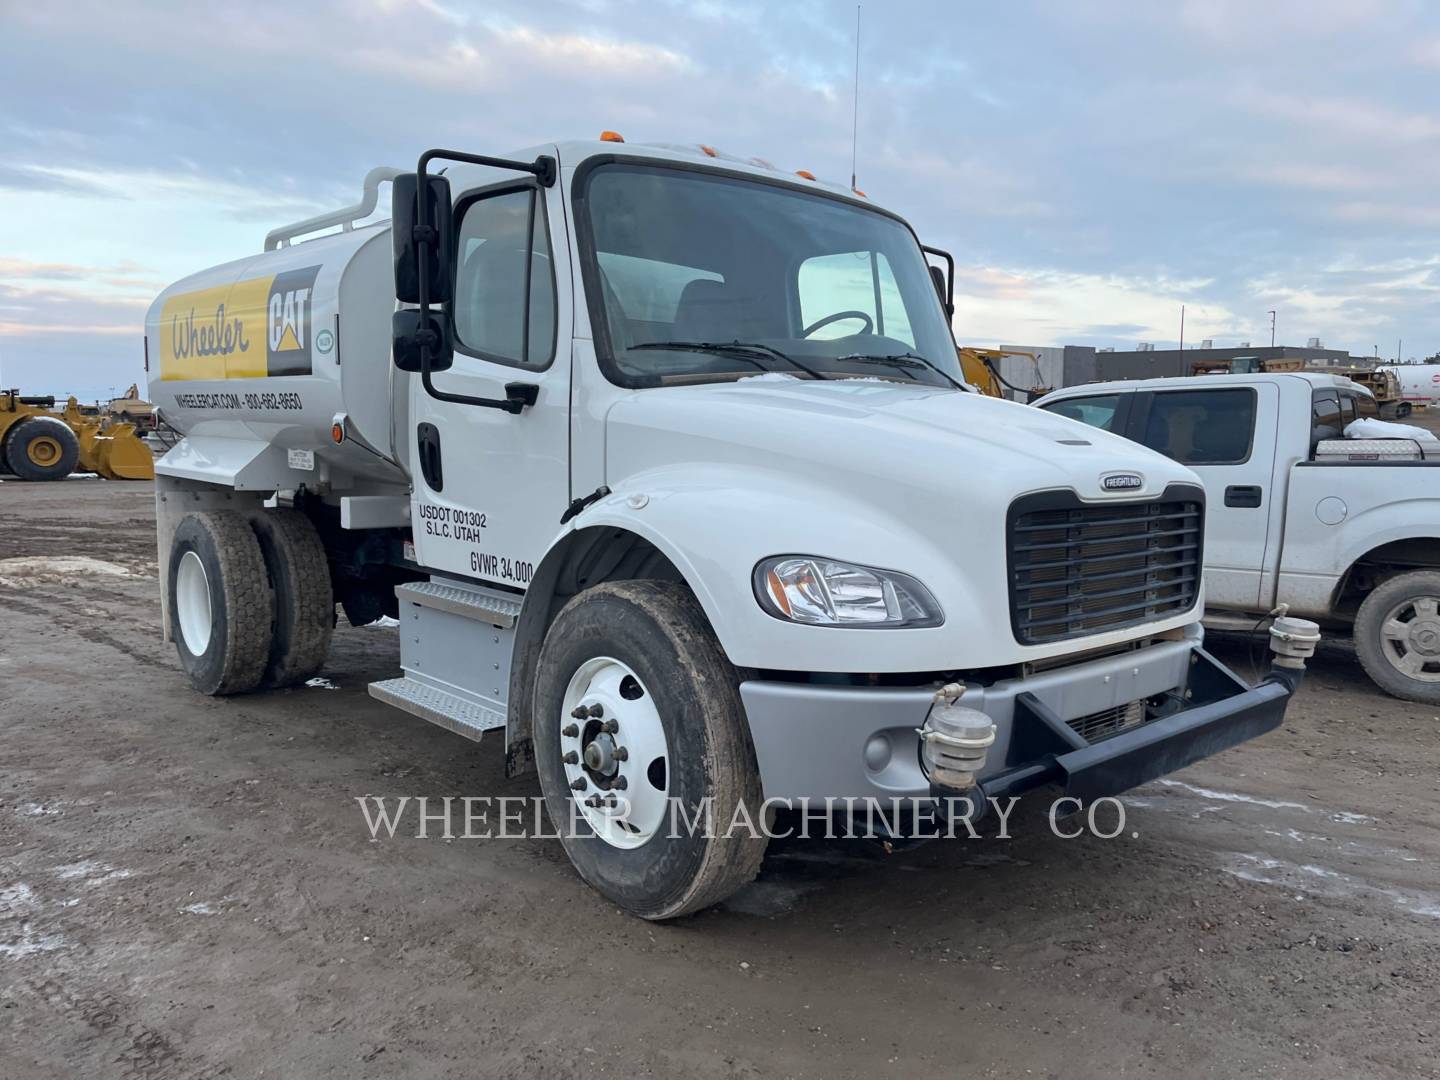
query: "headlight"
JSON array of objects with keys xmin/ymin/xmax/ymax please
[{"xmin": 753, "ymin": 556, "xmax": 943, "ymax": 628}]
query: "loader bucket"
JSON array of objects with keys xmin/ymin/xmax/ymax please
[{"xmin": 92, "ymin": 423, "xmax": 155, "ymax": 480}]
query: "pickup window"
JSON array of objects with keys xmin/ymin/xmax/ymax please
[
  {"xmin": 1312, "ymin": 389, "xmax": 1343, "ymax": 444},
  {"xmin": 1046, "ymin": 393, "xmax": 1122, "ymax": 432},
  {"xmin": 1138, "ymin": 388, "xmax": 1256, "ymax": 465}
]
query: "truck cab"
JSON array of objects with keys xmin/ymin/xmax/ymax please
[
  {"xmin": 1041, "ymin": 372, "xmax": 1440, "ymax": 703},
  {"xmin": 146, "ymin": 140, "xmax": 1316, "ymax": 917}
]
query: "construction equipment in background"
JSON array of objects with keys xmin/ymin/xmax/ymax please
[
  {"xmin": 106, "ymin": 383, "xmax": 158, "ymax": 432},
  {"xmin": 1328, "ymin": 368, "xmax": 1410, "ymax": 419},
  {"xmin": 958, "ymin": 347, "xmax": 1052, "ymax": 401},
  {"xmin": 0, "ymin": 388, "xmax": 155, "ymax": 481},
  {"xmin": 1191, "ymin": 356, "xmax": 1304, "ymax": 376}
]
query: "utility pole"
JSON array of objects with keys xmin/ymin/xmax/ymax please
[{"xmin": 1268, "ymin": 310, "xmax": 1276, "ymax": 348}]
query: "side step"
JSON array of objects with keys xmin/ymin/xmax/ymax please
[
  {"xmin": 369, "ymin": 676, "xmax": 506, "ymax": 743},
  {"xmin": 396, "ymin": 580, "xmax": 521, "ymax": 626}
]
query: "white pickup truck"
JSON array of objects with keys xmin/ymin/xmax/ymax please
[{"xmin": 1040, "ymin": 372, "xmax": 1440, "ymax": 702}]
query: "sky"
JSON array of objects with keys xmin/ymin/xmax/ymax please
[{"xmin": 2, "ymin": 0, "xmax": 1439, "ymax": 399}]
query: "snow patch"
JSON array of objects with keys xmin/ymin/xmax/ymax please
[
  {"xmin": 1156, "ymin": 779, "xmax": 1309, "ymax": 811},
  {"xmin": 365, "ymin": 616, "xmax": 400, "ymax": 629},
  {"xmin": 0, "ymin": 883, "xmax": 66, "ymax": 959},
  {"xmin": 0, "ymin": 555, "xmax": 133, "ymax": 587},
  {"xmin": 306, "ymin": 677, "xmax": 339, "ymax": 690}
]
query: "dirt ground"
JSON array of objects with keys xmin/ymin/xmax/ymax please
[{"xmin": 1, "ymin": 477, "xmax": 1437, "ymax": 1080}]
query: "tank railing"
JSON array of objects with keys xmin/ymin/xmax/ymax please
[{"xmin": 263, "ymin": 166, "xmax": 404, "ymax": 251}]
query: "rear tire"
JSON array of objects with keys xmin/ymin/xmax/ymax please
[
  {"xmin": 168, "ymin": 511, "xmax": 274, "ymax": 696},
  {"xmin": 4, "ymin": 416, "xmax": 79, "ymax": 481},
  {"xmin": 250, "ymin": 510, "xmax": 334, "ymax": 688},
  {"xmin": 534, "ymin": 580, "xmax": 766, "ymax": 920},
  {"xmin": 1354, "ymin": 570, "xmax": 1440, "ymax": 704}
]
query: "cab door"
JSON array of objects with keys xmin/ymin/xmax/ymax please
[
  {"xmin": 1127, "ymin": 383, "xmax": 1280, "ymax": 610},
  {"xmin": 409, "ymin": 173, "xmax": 572, "ymax": 588}
]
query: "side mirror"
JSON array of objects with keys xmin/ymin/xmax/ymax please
[
  {"xmin": 392, "ymin": 172, "xmax": 454, "ymax": 305},
  {"xmin": 928, "ymin": 264, "xmax": 954, "ymax": 317},
  {"xmin": 392, "ymin": 309, "xmax": 454, "ymax": 373}
]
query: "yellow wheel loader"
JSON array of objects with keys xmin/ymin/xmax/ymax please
[
  {"xmin": 958, "ymin": 347, "xmax": 1052, "ymax": 401},
  {"xmin": 0, "ymin": 389, "xmax": 155, "ymax": 481}
]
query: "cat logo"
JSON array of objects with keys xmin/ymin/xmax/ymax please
[{"xmin": 264, "ymin": 266, "xmax": 320, "ymax": 376}]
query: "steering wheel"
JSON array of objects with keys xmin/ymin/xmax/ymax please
[{"xmin": 802, "ymin": 310, "xmax": 874, "ymax": 338}]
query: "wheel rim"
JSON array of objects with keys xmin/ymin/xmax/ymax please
[
  {"xmin": 175, "ymin": 550, "xmax": 213, "ymax": 656},
  {"xmin": 28, "ymin": 436, "xmax": 61, "ymax": 466},
  {"xmin": 560, "ymin": 657, "xmax": 670, "ymax": 849},
  {"xmin": 1379, "ymin": 594, "xmax": 1440, "ymax": 682}
]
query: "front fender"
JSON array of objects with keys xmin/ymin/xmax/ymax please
[{"xmin": 560, "ymin": 462, "xmax": 987, "ymax": 674}]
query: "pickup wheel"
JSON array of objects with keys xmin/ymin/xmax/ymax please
[
  {"xmin": 250, "ymin": 510, "xmax": 334, "ymax": 688},
  {"xmin": 1354, "ymin": 570, "xmax": 1440, "ymax": 704},
  {"xmin": 167, "ymin": 511, "xmax": 275, "ymax": 696},
  {"xmin": 533, "ymin": 580, "xmax": 766, "ymax": 920}
]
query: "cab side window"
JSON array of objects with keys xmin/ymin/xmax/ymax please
[
  {"xmin": 453, "ymin": 188, "xmax": 556, "ymax": 368},
  {"xmin": 1139, "ymin": 388, "xmax": 1256, "ymax": 465},
  {"xmin": 1045, "ymin": 394, "xmax": 1122, "ymax": 432}
]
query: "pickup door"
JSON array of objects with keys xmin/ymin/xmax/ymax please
[{"xmin": 1043, "ymin": 383, "xmax": 1283, "ymax": 610}]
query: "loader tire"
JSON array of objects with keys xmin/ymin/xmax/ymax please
[
  {"xmin": 168, "ymin": 511, "xmax": 274, "ymax": 696},
  {"xmin": 534, "ymin": 580, "xmax": 767, "ymax": 920},
  {"xmin": 250, "ymin": 510, "xmax": 334, "ymax": 688},
  {"xmin": 1354, "ymin": 570, "xmax": 1440, "ymax": 705},
  {"xmin": 4, "ymin": 416, "xmax": 79, "ymax": 481}
]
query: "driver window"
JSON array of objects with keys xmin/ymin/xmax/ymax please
[{"xmin": 797, "ymin": 251, "xmax": 915, "ymax": 346}]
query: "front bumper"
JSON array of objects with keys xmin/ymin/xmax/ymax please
[{"xmin": 738, "ymin": 629, "xmax": 1299, "ymax": 804}]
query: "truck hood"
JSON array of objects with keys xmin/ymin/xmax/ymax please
[{"xmin": 603, "ymin": 377, "xmax": 1198, "ymax": 505}]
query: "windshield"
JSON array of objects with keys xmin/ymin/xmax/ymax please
[{"xmin": 580, "ymin": 163, "xmax": 962, "ymax": 388}]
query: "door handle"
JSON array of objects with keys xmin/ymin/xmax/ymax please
[
  {"xmin": 417, "ymin": 422, "xmax": 443, "ymax": 492},
  {"xmin": 1224, "ymin": 484, "xmax": 1262, "ymax": 508}
]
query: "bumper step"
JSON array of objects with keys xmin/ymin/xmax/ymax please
[{"xmin": 368, "ymin": 676, "xmax": 506, "ymax": 742}]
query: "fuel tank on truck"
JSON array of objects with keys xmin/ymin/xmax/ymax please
[{"xmin": 145, "ymin": 223, "xmax": 408, "ymax": 492}]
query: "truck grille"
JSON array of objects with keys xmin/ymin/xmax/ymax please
[{"xmin": 1007, "ymin": 486, "xmax": 1204, "ymax": 645}]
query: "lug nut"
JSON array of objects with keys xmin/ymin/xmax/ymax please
[
  {"xmin": 570, "ymin": 706, "xmax": 588, "ymax": 719},
  {"xmin": 570, "ymin": 777, "xmax": 587, "ymax": 791},
  {"xmin": 601, "ymin": 719, "xmax": 619, "ymax": 734},
  {"xmin": 605, "ymin": 795, "xmax": 619, "ymax": 808},
  {"xmin": 563, "ymin": 751, "xmax": 579, "ymax": 765},
  {"xmin": 613, "ymin": 746, "xmax": 629, "ymax": 762},
  {"xmin": 613, "ymin": 776, "xmax": 628, "ymax": 790},
  {"xmin": 587, "ymin": 704, "xmax": 605, "ymax": 718},
  {"xmin": 562, "ymin": 723, "xmax": 579, "ymax": 738}
]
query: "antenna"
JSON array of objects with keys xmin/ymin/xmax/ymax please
[{"xmin": 850, "ymin": 5, "xmax": 861, "ymax": 191}]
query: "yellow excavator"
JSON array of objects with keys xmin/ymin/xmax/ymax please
[
  {"xmin": 958, "ymin": 347, "xmax": 1052, "ymax": 402},
  {"xmin": 0, "ymin": 389, "xmax": 154, "ymax": 481}
]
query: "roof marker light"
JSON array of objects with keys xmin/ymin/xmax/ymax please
[
  {"xmin": 853, "ymin": 188, "xmax": 867, "ymax": 198},
  {"xmin": 599, "ymin": 130, "xmax": 625, "ymax": 143},
  {"xmin": 795, "ymin": 170, "xmax": 816, "ymax": 180},
  {"xmin": 699, "ymin": 144, "xmax": 718, "ymax": 157}
]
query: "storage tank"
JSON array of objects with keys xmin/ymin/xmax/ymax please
[
  {"xmin": 1380, "ymin": 365, "xmax": 1440, "ymax": 407},
  {"xmin": 146, "ymin": 212, "xmax": 406, "ymax": 490}
]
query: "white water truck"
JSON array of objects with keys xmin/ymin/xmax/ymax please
[{"xmin": 146, "ymin": 137, "xmax": 1318, "ymax": 918}]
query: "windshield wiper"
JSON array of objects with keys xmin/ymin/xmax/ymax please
[
  {"xmin": 835, "ymin": 351, "xmax": 966, "ymax": 391},
  {"xmin": 629, "ymin": 340, "xmax": 827, "ymax": 381}
]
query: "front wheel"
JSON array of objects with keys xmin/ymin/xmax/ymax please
[
  {"xmin": 534, "ymin": 581, "xmax": 766, "ymax": 919},
  {"xmin": 1354, "ymin": 570, "xmax": 1440, "ymax": 704}
]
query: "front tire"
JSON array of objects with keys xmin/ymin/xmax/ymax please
[
  {"xmin": 534, "ymin": 581, "xmax": 766, "ymax": 919},
  {"xmin": 1354, "ymin": 570, "xmax": 1440, "ymax": 704},
  {"xmin": 168, "ymin": 511, "xmax": 274, "ymax": 695},
  {"xmin": 4, "ymin": 416, "xmax": 79, "ymax": 481}
]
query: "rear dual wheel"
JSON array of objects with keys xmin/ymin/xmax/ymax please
[
  {"xmin": 534, "ymin": 581, "xmax": 766, "ymax": 920},
  {"xmin": 168, "ymin": 509, "xmax": 333, "ymax": 695}
]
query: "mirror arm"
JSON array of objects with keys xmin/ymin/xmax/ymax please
[
  {"xmin": 413, "ymin": 148, "xmax": 556, "ymax": 414},
  {"xmin": 922, "ymin": 244, "xmax": 955, "ymax": 317}
]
